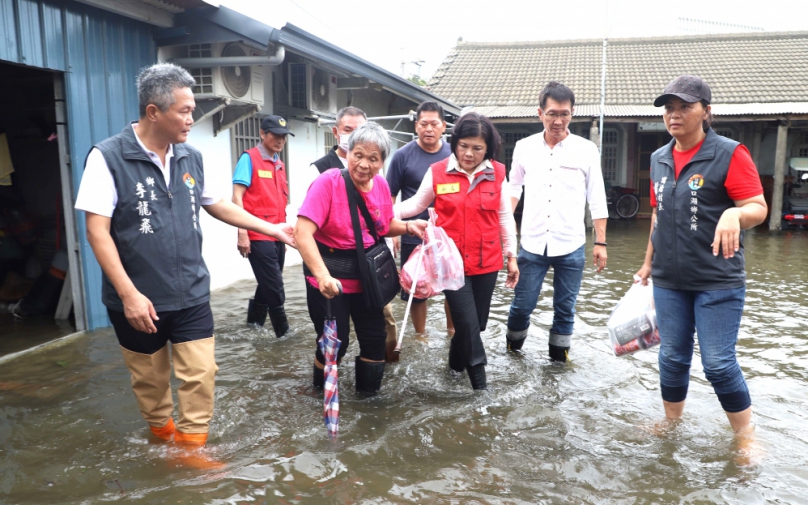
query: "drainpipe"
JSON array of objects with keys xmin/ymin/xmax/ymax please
[{"xmin": 173, "ymin": 44, "xmax": 285, "ymax": 68}]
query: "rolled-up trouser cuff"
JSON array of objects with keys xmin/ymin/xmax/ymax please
[
  {"xmin": 506, "ymin": 328, "xmax": 528, "ymax": 342},
  {"xmin": 717, "ymin": 390, "xmax": 752, "ymax": 413},
  {"xmin": 660, "ymin": 384, "xmax": 689, "ymax": 403},
  {"xmin": 549, "ymin": 332, "xmax": 571, "ymax": 348}
]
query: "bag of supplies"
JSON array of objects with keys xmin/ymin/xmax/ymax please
[
  {"xmin": 606, "ymin": 278, "xmax": 660, "ymax": 356},
  {"xmin": 400, "ymin": 209, "xmax": 465, "ymax": 298}
]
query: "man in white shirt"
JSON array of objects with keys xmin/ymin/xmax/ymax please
[
  {"xmin": 506, "ymin": 81, "xmax": 608, "ymax": 362},
  {"xmin": 75, "ymin": 63, "xmax": 295, "ymax": 461}
]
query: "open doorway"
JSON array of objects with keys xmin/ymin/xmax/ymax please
[{"xmin": 0, "ymin": 62, "xmax": 79, "ymax": 357}]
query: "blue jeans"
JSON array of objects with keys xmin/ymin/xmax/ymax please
[
  {"xmin": 507, "ymin": 245, "xmax": 585, "ymax": 342},
  {"xmin": 654, "ymin": 285, "xmax": 751, "ymax": 413}
]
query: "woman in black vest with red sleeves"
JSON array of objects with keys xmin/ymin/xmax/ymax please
[
  {"xmin": 395, "ymin": 112, "xmax": 519, "ymax": 390},
  {"xmin": 635, "ymin": 75, "xmax": 767, "ymax": 464}
]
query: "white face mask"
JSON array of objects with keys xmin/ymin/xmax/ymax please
[{"xmin": 338, "ymin": 133, "xmax": 351, "ymax": 154}]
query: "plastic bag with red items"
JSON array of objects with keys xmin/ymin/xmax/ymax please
[
  {"xmin": 607, "ymin": 278, "xmax": 660, "ymax": 357},
  {"xmin": 400, "ymin": 209, "xmax": 465, "ymax": 298}
]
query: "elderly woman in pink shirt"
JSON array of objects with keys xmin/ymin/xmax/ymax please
[{"xmin": 295, "ymin": 122, "xmax": 427, "ymax": 395}]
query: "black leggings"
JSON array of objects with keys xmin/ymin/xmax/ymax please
[
  {"xmin": 443, "ymin": 271, "xmax": 499, "ymax": 369},
  {"xmin": 306, "ymin": 282, "xmax": 386, "ymax": 363}
]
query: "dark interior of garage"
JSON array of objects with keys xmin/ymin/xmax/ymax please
[{"xmin": 0, "ymin": 61, "xmax": 76, "ymax": 356}]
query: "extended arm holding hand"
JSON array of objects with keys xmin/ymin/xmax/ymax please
[{"xmin": 204, "ymin": 198, "xmax": 296, "ymax": 247}]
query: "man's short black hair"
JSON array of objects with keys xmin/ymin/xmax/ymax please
[
  {"xmin": 416, "ymin": 101, "xmax": 445, "ymax": 122},
  {"xmin": 450, "ymin": 112, "xmax": 501, "ymax": 161},
  {"xmin": 539, "ymin": 81, "xmax": 576, "ymax": 110}
]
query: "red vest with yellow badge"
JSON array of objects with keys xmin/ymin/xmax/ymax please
[
  {"xmin": 431, "ymin": 157, "xmax": 505, "ymax": 276},
  {"xmin": 242, "ymin": 147, "xmax": 289, "ymax": 241}
]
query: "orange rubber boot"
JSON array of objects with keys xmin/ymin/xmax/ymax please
[
  {"xmin": 173, "ymin": 431, "xmax": 208, "ymax": 446},
  {"xmin": 149, "ymin": 418, "xmax": 176, "ymax": 441},
  {"xmin": 170, "ymin": 431, "xmax": 224, "ymax": 470}
]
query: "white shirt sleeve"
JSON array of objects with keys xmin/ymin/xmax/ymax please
[
  {"xmin": 499, "ymin": 178, "xmax": 518, "ymax": 257},
  {"xmin": 508, "ymin": 142, "xmax": 526, "ymax": 201},
  {"xmin": 199, "ymin": 154, "xmax": 221, "ymax": 206},
  {"xmin": 585, "ymin": 143, "xmax": 609, "ymax": 220},
  {"xmin": 74, "ymin": 148, "xmax": 117, "ymax": 217},
  {"xmin": 394, "ymin": 169, "xmax": 435, "ymax": 219}
]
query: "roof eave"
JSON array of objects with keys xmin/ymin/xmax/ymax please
[{"xmin": 271, "ymin": 24, "xmax": 460, "ymax": 116}]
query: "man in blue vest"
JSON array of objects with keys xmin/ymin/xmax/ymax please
[{"xmin": 75, "ymin": 63, "xmax": 295, "ymax": 459}]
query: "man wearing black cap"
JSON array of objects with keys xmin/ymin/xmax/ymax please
[{"xmin": 232, "ymin": 115, "xmax": 294, "ymax": 336}]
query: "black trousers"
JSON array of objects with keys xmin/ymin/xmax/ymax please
[
  {"xmin": 108, "ymin": 302, "xmax": 214, "ymax": 354},
  {"xmin": 306, "ymin": 282, "xmax": 387, "ymax": 363},
  {"xmin": 248, "ymin": 240, "xmax": 286, "ymax": 308},
  {"xmin": 443, "ymin": 271, "xmax": 499, "ymax": 370}
]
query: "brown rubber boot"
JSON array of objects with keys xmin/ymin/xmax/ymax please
[
  {"xmin": 120, "ymin": 345, "xmax": 174, "ymax": 434},
  {"xmin": 172, "ymin": 337, "xmax": 218, "ymax": 435},
  {"xmin": 383, "ymin": 303, "xmax": 399, "ymax": 363}
]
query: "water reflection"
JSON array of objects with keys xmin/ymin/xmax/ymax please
[{"xmin": 1, "ymin": 222, "xmax": 807, "ymax": 503}]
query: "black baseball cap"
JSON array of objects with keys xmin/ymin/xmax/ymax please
[
  {"xmin": 653, "ymin": 75, "xmax": 712, "ymax": 107},
  {"xmin": 261, "ymin": 115, "xmax": 295, "ymax": 136}
]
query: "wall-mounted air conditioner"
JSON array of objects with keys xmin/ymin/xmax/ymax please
[
  {"xmin": 186, "ymin": 42, "xmax": 264, "ymax": 107},
  {"xmin": 288, "ymin": 63, "xmax": 337, "ymax": 114}
]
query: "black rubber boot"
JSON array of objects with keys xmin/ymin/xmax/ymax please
[
  {"xmin": 354, "ymin": 356, "xmax": 385, "ymax": 395},
  {"xmin": 467, "ymin": 364, "xmax": 487, "ymax": 390},
  {"xmin": 506, "ymin": 328, "xmax": 528, "ymax": 352},
  {"xmin": 247, "ymin": 299, "xmax": 268, "ymax": 326},
  {"xmin": 268, "ymin": 306, "xmax": 290, "ymax": 338},
  {"xmin": 313, "ymin": 363, "xmax": 324, "ymax": 390},
  {"xmin": 549, "ymin": 344, "xmax": 569, "ymax": 362}
]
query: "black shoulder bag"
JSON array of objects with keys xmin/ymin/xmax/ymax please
[{"xmin": 341, "ymin": 169, "xmax": 399, "ymax": 309}]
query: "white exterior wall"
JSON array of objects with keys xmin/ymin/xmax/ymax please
[{"xmin": 188, "ymin": 118, "xmax": 256, "ymax": 290}]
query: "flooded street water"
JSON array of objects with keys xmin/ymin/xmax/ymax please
[{"xmin": 2, "ymin": 222, "xmax": 808, "ymax": 504}]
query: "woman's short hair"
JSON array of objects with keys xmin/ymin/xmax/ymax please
[
  {"xmin": 348, "ymin": 122, "xmax": 391, "ymax": 161},
  {"xmin": 136, "ymin": 63, "xmax": 196, "ymax": 118},
  {"xmin": 450, "ymin": 112, "xmax": 502, "ymax": 160}
]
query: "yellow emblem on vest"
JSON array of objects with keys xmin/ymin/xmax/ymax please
[
  {"xmin": 258, "ymin": 169, "xmax": 273, "ymax": 179},
  {"xmin": 436, "ymin": 182, "xmax": 460, "ymax": 195}
]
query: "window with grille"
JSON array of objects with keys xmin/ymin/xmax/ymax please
[
  {"xmin": 323, "ymin": 126, "xmax": 336, "ymax": 155},
  {"xmin": 231, "ymin": 116, "xmax": 262, "ymax": 167},
  {"xmin": 501, "ymin": 132, "xmax": 530, "ymax": 176},
  {"xmin": 798, "ymin": 132, "xmax": 808, "ymax": 158},
  {"xmin": 289, "ymin": 63, "xmax": 307, "ymax": 110},
  {"xmin": 601, "ymin": 128, "xmax": 619, "ymax": 182},
  {"xmin": 714, "ymin": 128, "xmax": 736, "ymax": 140},
  {"xmin": 188, "ymin": 44, "xmax": 214, "ymax": 94}
]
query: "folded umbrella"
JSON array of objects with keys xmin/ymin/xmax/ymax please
[{"xmin": 317, "ymin": 285, "xmax": 342, "ymax": 437}]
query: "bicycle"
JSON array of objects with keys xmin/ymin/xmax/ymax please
[{"xmin": 606, "ymin": 185, "xmax": 640, "ymax": 219}]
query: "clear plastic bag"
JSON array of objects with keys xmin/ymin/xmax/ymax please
[
  {"xmin": 606, "ymin": 278, "xmax": 660, "ymax": 356},
  {"xmin": 400, "ymin": 209, "xmax": 465, "ymax": 298}
]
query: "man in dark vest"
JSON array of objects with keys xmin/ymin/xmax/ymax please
[
  {"xmin": 232, "ymin": 115, "xmax": 294, "ymax": 336},
  {"xmin": 310, "ymin": 106, "xmax": 367, "ymax": 175},
  {"xmin": 75, "ymin": 63, "xmax": 295, "ymax": 462}
]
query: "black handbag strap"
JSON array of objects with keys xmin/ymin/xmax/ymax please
[
  {"xmin": 341, "ymin": 169, "xmax": 378, "ymax": 301},
  {"xmin": 341, "ymin": 168, "xmax": 382, "ymax": 243}
]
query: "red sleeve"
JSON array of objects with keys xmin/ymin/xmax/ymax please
[
  {"xmin": 649, "ymin": 177, "xmax": 657, "ymax": 207},
  {"xmin": 725, "ymin": 145, "xmax": 763, "ymax": 201}
]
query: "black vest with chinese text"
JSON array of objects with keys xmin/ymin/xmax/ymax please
[
  {"xmin": 93, "ymin": 124, "xmax": 210, "ymax": 311},
  {"xmin": 650, "ymin": 128, "xmax": 746, "ymax": 291}
]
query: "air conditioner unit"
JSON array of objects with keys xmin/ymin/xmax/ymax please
[
  {"xmin": 186, "ymin": 42, "xmax": 264, "ymax": 107},
  {"xmin": 288, "ymin": 63, "xmax": 337, "ymax": 114}
]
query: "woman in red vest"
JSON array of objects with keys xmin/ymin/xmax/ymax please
[{"xmin": 395, "ymin": 112, "xmax": 519, "ymax": 389}]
